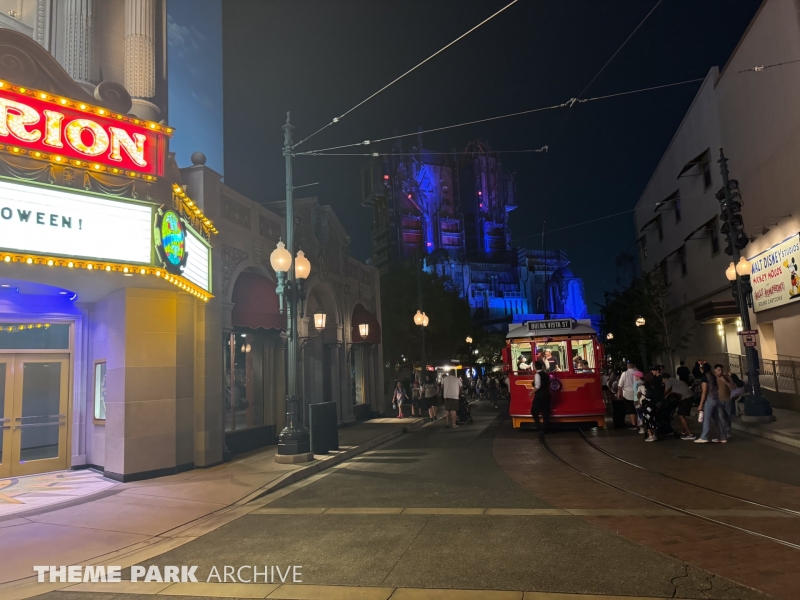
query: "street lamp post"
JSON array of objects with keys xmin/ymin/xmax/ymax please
[
  {"xmin": 718, "ymin": 150, "xmax": 772, "ymax": 419},
  {"xmin": 635, "ymin": 317, "xmax": 647, "ymax": 370},
  {"xmin": 270, "ymin": 113, "xmax": 313, "ymax": 460},
  {"xmin": 414, "ymin": 310, "xmax": 429, "ymax": 376}
]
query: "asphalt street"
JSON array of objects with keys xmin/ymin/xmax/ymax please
[{"xmin": 83, "ymin": 402, "xmax": 771, "ymax": 600}]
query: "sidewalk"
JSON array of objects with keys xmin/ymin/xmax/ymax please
[
  {"xmin": 732, "ymin": 407, "xmax": 800, "ymax": 449},
  {"xmin": 0, "ymin": 417, "xmax": 423, "ymax": 591}
]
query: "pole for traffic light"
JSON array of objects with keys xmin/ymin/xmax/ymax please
[{"xmin": 718, "ymin": 149, "xmax": 772, "ymax": 419}]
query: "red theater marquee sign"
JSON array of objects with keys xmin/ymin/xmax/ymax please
[{"xmin": 0, "ymin": 82, "xmax": 170, "ymax": 178}]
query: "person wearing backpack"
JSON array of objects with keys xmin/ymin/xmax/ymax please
[{"xmin": 531, "ymin": 360, "xmax": 552, "ymax": 431}]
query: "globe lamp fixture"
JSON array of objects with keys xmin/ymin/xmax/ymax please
[
  {"xmin": 606, "ymin": 332, "xmax": 614, "ymax": 340},
  {"xmin": 413, "ymin": 310, "xmax": 424, "ymax": 326},
  {"xmin": 726, "ymin": 261, "xmax": 737, "ymax": 282},
  {"xmin": 270, "ymin": 240, "xmax": 291, "ymax": 273},
  {"xmin": 735, "ymin": 256, "xmax": 753, "ymax": 277},
  {"xmin": 294, "ymin": 250, "xmax": 311, "ymax": 280},
  {"xmin": 635, "ymin": 317, "xmax": 645, "ymax": 327}
]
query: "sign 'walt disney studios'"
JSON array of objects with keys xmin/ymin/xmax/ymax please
[{"xmin": 748, "ymin": 232, "xmax": 800, "ymax": 312}]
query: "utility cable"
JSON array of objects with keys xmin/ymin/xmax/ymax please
[
  {"xmin": 291, "ymin": 0, "xmax": 520, "ymax": 150},
  {"xmin": 295, "ymin": 146, "xmax": 550, "ymax": 157},
  {"xmin": 552, "ymin": 0, "xmax": 663, "ymax": 145},
  {"xmin": 738, "ymin": 58, "xmax": 800, "ymax": 73},
  {"xmin": 577, "ymin": 0, "xmax": 663, "ymax": 100},
  {"xmin": 295, "ymin": 77, "xmax": 705, "ymax": 156}
]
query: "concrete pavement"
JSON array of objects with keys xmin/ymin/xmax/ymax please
[
  {"xmin": 0, "ymin": 417, "xmax": 423, "ymax": 596},
  {"xmin": 24, "ymin": 402, "xmax": 774, "ymax": 600}
]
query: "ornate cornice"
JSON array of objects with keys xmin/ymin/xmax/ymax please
[{"xmin": 0, "ymin": 28, "xmax": 131, "ymax": 113}]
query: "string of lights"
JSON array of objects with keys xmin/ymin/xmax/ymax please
[
  {"xmin": 0, "ymin": 253, "xmax": 211, "ymax": 301},
  {"xmin": 291, "ymin": 0, "xmax": 520, "ymax": 151},
  {"xmin": 295, "ymin": 78, "xmax": 705, "ymax": 156}
]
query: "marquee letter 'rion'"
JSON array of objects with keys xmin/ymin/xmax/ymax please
[{"xmin": 0, "ymin": 85, "xmax": 169, "ymax": 178}]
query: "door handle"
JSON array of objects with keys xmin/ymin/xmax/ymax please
[
  {"xmin": 15, "ymin": 414, "xmax": 66, "ymax": 421},
  {"xmin": 0, "ymin": 418, "xmax": 9, "ymax": 423}
]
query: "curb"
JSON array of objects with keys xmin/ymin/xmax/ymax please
[
  {"xmin": 243, "ymin": 418, "xmax": 426, "ymax": 504},
  {"xmin": 732, "ymin": 420, "xmax": 800, "ymax": 450}
]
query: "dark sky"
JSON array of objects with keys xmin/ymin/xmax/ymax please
[{"xmin": 219, "ymin": 0, "xmax": 762, "ymax": 309}]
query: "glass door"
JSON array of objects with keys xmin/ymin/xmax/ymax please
[
  {"xmin": 0, "ymin": 359, "xmax": 12, "ymax": 478},
  {"xmin": 9, "ymin": 354, "xmax": 70, "ymax": 476}
]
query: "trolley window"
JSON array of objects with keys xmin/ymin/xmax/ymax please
[
  {"xmin": 534, "ymin": 341, "xmax": 568, "ymax": 372},
  {"xmin": 510, "ymin": 342, "xmax": 533, "ymax": 373},
  {"xmin": 570, "ymin": 339, "xmax": 596, "ymax": 373}
]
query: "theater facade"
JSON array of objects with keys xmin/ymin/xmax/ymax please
[
  {"xmin": 0, "ymin": 46, "xmax": 219, "ymax": 481},
  {"xmin": 0, "ymin": 31, "xmax": 385, "ymax": 482}
]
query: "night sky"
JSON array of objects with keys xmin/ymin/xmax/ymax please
[{"xmin": 212, "ymin": 0, "xmax": 762, "ymax": 308}]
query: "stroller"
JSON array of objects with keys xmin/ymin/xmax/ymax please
[{"xmin": 457, "ymin": 395, "xmax": 473, "ymax": 424}]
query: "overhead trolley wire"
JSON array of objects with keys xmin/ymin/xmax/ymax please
[
  {"xmin": 295, "ymin": 77, "xmax": 705, "ymax": 156},
  {"xmin": 551, "ymin": 0, "xmax": 663, "ymax": 146},
  {"xmin": 738, "ymin": 58, "xmax": 800, "ymax": 73},
  {"xmin": 291, "ymin": 0, "xmax": 520, "ymax": 151}
]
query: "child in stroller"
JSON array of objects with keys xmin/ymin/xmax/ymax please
[{"xmin": 457, "ymin": 395, "xmax": 473, "ymax": 424}]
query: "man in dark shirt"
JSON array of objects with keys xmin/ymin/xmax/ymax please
[{"xmin": 676, "ymin": 361, "xmax": 691, "ymax": 384}]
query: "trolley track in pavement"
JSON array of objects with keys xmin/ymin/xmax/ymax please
[
  {"xmin": 539, "ymin": 431, "xmax": 800, "ymax": 551},
  {"xmin": 576, "ymin": 429, "xmax": 800, "ymax": 518}
]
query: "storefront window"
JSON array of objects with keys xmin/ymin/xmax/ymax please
[
  {"xmin": 0, "ymin": 323, "xmax": 69, "ymax": 349},
  {"xmin": 533, "ymin": 341, "xmax": 568, "ymax": 373},
  {"xmin": 93, "ymin": 361, "xmax": 107, "ymax": 421},
  {"xmin": 570, "ymin": 340, "xmax": 596, "ymax": 373},
  {"xmin": 510, "ymin": 342, "xmax": 533, "ymax": 373},
  {"xmin": 224, "ymin": 331, "xmax": 265, "ymax": 432}
]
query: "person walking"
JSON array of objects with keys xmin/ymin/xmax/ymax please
[
  {"xmin": 695, "ymin": 363, "xmax": 729, "ymax": 444},
  {"xmin": 642, "ymin": 365, "xmax": 666, "ymax": 441},
  {"xmin": 617, "ymin": 361, "xmax": 640, "ymax": 430},
  {"xmin": 475, "ymin": 375, "xmax": 485, "ymax": 400},
  {"xmin": 392, "ymin": 381, "xmax": 408, "ymax": 419},
  {"xmin": 488, "ymin": 377, "xmax": 499, "ymax": 409},
  {"xmin": 608, "ymin": 369, "xmax": 626, "ymax": 429},
  {"xmin": 714, "ymin": 364, "xmax": 735, "ymax": 439},
  {"xmin": 531, "ymin": 360, "xmax": 552, "ymax": 430},
  {"xmin": 410, "ymin": 379, "xmax": 422, "ymax": 417},
  {"xmin": 441, "ymin": 370, "xmax": 462, "ymax": 428},
  {"xmin": 665, "ymin": 372, "xmax": 696, "ymax": 440},
  {"xmin": 422, "ymin": 374, "xmax": 439, "ymax": 422}
]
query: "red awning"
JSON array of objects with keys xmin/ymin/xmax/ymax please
[
  {"xmin": 231, "ymin": 272, "xmax": 284, "ymax": 330},
  {"xmin": 351, "ymin": 303, "xmax": 381, "ymax": 344}
]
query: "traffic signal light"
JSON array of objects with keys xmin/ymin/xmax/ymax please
[{"xmin": 717, "ymin": 182, "xmax": 747, "ymax": 254}]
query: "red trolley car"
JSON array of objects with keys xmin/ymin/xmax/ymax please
[{"xmin": 502, "ymin": 318, "xmax": 606, "ymax": 428}]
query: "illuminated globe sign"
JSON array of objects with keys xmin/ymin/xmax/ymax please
[{"xmin": 155, "ymin": 209, "xmax": 188, "ymax": 274}]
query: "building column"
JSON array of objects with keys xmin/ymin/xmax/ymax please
[
  {"xmin": 124, "ymin": 0, "xmax": 159, "ymax": 121},
  {"xmin": 63, "ymin": 0, "xmax": 96, "ymax": 91}
]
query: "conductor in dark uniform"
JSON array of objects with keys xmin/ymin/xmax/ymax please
[{"xmin": 531, "ymin": 360, "xmax": 552, "ymax": 430}]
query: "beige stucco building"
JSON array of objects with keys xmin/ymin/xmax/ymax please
[{"xmin": 633, "ymin": 0, "xmax": 800, "ymax": 410}]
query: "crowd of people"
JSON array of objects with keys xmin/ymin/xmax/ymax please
[
  {"xmin": 391, "ymin": 371, "xmax": 507, "ymax": 425},
  {"xmin": 603, "ymin": 360, "xmax": 746, "ymax": 443}
]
